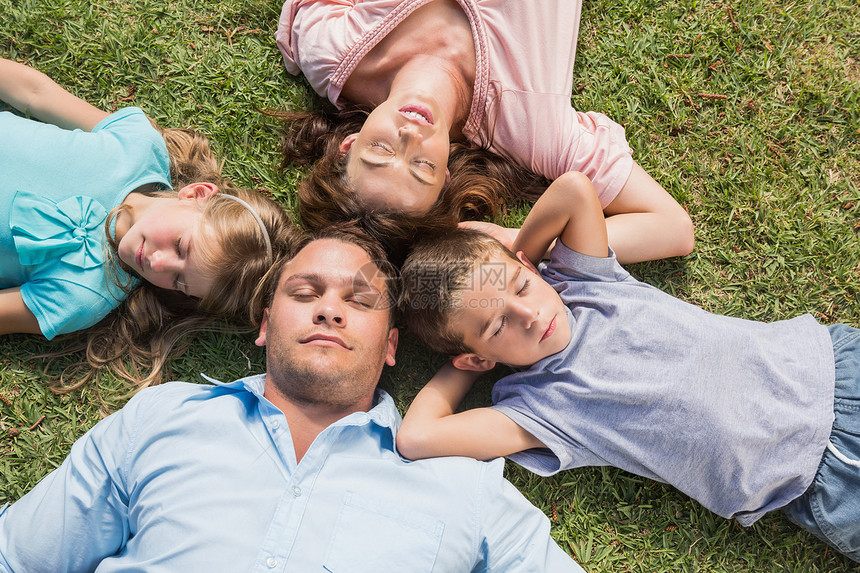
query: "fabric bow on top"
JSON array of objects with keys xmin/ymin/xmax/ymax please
[{"xmin": 10, "ymin": 190, "xmax": 110, "ymax": 270}]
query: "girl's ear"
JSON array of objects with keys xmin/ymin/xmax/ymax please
[
  {"xmin": 451, "ymin": 353, "xmax": 496, "ymax": 372},
  {"xmin": 178, "ymin": 182, "xmax": 219, "ymax": 201},
  {"xmin": 338, "ymin": 133, "xmax": 359, "ymax": 156}
]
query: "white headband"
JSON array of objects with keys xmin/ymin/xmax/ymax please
[{"xmin": 219, "ymin": 194, "xmax": 273, "ymax": 264}]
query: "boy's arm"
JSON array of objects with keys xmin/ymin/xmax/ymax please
[
  {"xmin": 396, "ymin": 362, "xmax": 545, "ymax": 461},
  {"xmin": 0, "ymin": 58, "xmax": 108, "ymax": 131},
  {"xmin": 513, "ymin": 171, "xmax": 609, "ymax": 266}
]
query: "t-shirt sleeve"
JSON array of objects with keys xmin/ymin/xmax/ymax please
[
  {"xmin": 20, "ymin": 274, "xmax": 124, "ymax": 340},
  {"xmin": 90, "ymin": 107, "xmax": 171, "ymax": 193},
  {"xmin": 541, "ymin": 241, "xmax": 632, "ymax": 285}
]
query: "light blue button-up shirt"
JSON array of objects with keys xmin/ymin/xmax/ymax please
[{"xmin": 0, "ymin": 375, "xmax": 582, "ymax": 572}]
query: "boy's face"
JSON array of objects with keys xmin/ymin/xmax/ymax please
[{"xmin": 453, "ymin": 255, "xmax": 571, "ymax": 369}]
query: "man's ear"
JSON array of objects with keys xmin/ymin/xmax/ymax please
[
  {"xmin": 338, "ymin": 133, "xmax": 359, "ymax": 156},
  {"xmin": 384, "ymin": 327, "xmax": 399, "ymax": 367},
  {"xmin": 178, "ymin": 182, "xmax": 219, "ymax": 201},
  {"xmin": 255, "ymin": 308, "xmax": 269, "ymax": 347},
  {"xmin": 515, "ymin": 250, "xmax": 539, "ymax": 274},
  {"xmin": 451, "ymin": 353, "xmax": 496, "ymax": 372}
]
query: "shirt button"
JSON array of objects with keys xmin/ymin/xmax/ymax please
[
  {"xmin": 292, "ymin": 486, "xmax": 301, "ymax": 497},
  {"xmin": 271, "ymin": 419, "xmax": 280, "ymax": 430},
  {"xmin": 266, "ymin": 557, "xmax": 277, "ymax": 568}
]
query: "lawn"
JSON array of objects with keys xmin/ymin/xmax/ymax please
[{"xmin": 1, "ymin": 0, "xmax": 859, "ymax": 570}]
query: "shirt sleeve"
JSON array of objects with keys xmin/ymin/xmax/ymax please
[
  {"xmin": 542, "ymin": 241, "xmax": 633, "ymax": 285},
  {"xmin": 476, "ymin": 459, "xmax": 585, "ymax": 572},
  {"xmin": 21, "ymin": 275, "xmax": 124, "ymax": 340},
  {"xmin": 0, "ymin": 392, "xmax": 145, "ymax": 572}
]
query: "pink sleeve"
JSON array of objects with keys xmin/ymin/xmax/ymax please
[
  {"xmin": 487, "ymin": 92, "xmax": 634, "ymax": 208},
  {"xmin": 276, "ymin": 0, "xmax": 356, "ymax": 76}
]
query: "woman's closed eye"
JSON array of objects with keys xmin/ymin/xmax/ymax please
[
  {"xmin": 413, "ymin": 158, "xmax": 436, "ymax": 171},
  {"xmin": 370, "ymin": 141, "xmax": 394, "ymax": 154}
]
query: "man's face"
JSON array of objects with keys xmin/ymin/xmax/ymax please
[
  {"xmin": 454, "ymin": 256, "xmax": 571, "ymax": 369},
  {"xmin": 256, "ymin": 238, "xmax": 398, "ymax": 411}
]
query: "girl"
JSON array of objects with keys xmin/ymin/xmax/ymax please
[
  {"xmin": 1, "ymin": 59, "xmax": 295, "ymax": 388},
  {"xmin": 273, "ymin": 0, "xmax": 694, "ymax": 264}
]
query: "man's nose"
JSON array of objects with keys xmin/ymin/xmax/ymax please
[{"xmin": 313, "ymin": 294, "xmax": 346, "ymax": 326}]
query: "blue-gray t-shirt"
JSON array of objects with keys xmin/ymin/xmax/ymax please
[{"xmin": 491, "ymin": 242, "xmax": 835, "ymax": 525}]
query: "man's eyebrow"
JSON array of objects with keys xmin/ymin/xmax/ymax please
[
  {"xmin": 282, "ymin": 272, "xmax": 382, "ymax": 294},
  {"xmin": 358, "ymin": 156, "xmax": 433, "ymax": 186},
  {"xmin": 352, "ymin": 276, "xmax": 384, "ymax": 297}
]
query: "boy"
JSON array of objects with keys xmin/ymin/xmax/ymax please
[{"xmin": 398, "ymin": 171, "xmax": 859, "ymax": 562}]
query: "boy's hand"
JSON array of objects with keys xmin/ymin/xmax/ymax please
[
  {"xmin": 513, "ymin": 171, "xmax": 609, "ymax": 265},
  {"xmin": 458, "ymin": 221, "xmax": 518, "ymax": 251}
]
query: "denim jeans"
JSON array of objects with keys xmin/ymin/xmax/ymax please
[{"xmin": 782, "ymin": 323, "xmax": 860, "ymax": 562}]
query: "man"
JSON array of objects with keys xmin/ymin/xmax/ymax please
[{"xmin": 0, "ymin": 224, "xmax": 583, "ymax": 572}]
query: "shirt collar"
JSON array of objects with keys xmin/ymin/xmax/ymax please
[{"xmin": 199, "ymin": 372, "xmax": 401, "ymax": 437}]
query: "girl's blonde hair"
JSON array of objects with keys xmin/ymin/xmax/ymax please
[{"xmin": 48, "ymin": 126, "xmax": 297, "ymax": 393}]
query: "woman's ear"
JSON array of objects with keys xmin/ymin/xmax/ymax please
[
  {"xmin": 178, "ymin": 182, "xmax": 219, "ymax": 201},
  {"xmin": 451, "ymin": 353, "xmax": 496, "ymax": 372},
  {"xmin": 338, "ymin": 133, "xmax": 359, "ymax": 156}
]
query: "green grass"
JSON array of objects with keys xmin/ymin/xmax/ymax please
[{"xmin": 1, "ymin": 0, "xmax": 859, "ymax": 570}]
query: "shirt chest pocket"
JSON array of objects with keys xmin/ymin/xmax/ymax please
[{"xmin": 323, "ymin": 491, "xmax": 444, "ymax": 572}]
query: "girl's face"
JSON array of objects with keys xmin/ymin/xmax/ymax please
[
  {"xmin": 341, "ymin": 97, "xmax": 451, "ymax": 214},
  {"xmin": 116, "ymin": 185, "xmax": 220, "ymax": 298}
]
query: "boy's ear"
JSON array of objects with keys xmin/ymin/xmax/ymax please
[
  {"xmin": 515, "ymin": 250, "xmax": 539, "ymax": 274},
  {"xmin": 451, "ymin": 353, "xmax": 496, "ymax": 372},
  {"xmin": 178, "ymin": 182, "xmax": 219, "ymax": 201}
]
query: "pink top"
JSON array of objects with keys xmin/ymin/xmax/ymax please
[{"xmin": 277, "ymin": 0, "xmax": 633, "ymax": 206}]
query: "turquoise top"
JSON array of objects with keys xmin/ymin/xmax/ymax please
[{"xmin": 0, "ymin": 108, "xmax": 171, "ymax": 339}]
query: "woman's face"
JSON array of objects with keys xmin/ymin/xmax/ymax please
[{"xmin": 342, "ymin": 97, "xmax": 450, "ymax": 214}]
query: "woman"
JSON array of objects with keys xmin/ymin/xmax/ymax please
[{"xmin": 274, "ymin": 0, "xmax": 693, "ymax": 263}]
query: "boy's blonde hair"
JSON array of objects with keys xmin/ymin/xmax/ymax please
[{"xmin": 401, "ymin": 227, "xmax": 519, "ymax": 356}]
